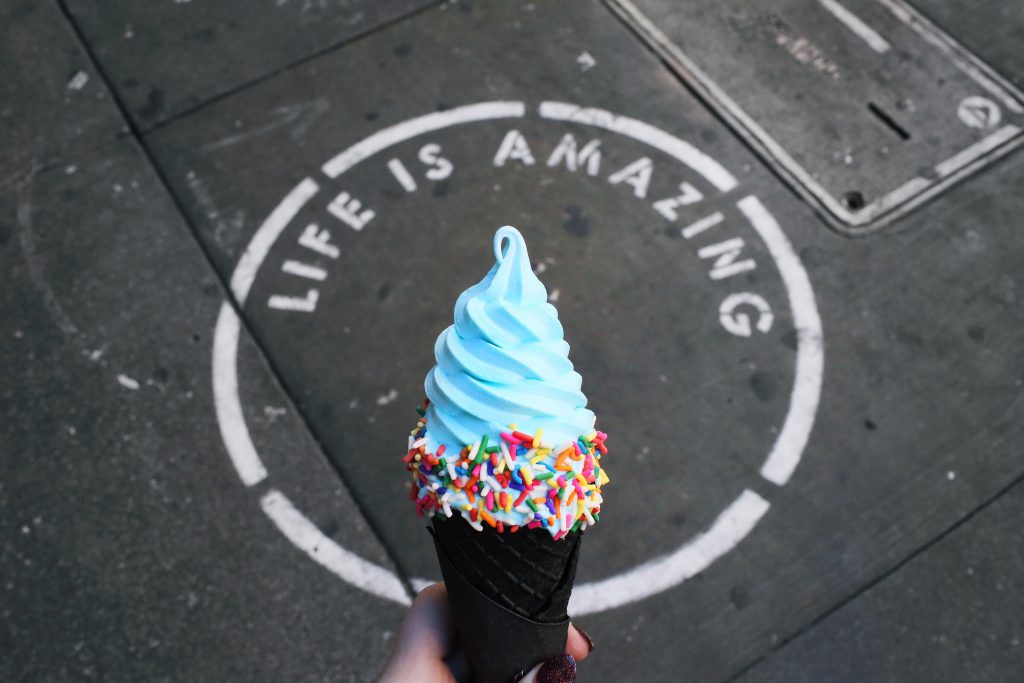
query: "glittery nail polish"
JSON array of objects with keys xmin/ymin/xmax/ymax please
[
  {"xmin": 575, "ymin": 625, "xmax": 595, "ymax": 653},
  {"xmin": 537, "ymin": 653, "xmax": 576, "ymax": 683}
]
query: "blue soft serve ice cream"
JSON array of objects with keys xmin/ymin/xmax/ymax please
[
  {"xmin": 404, "ymin": 226, "xmax": 609, "ymax": 538},
  {"xmin": 424, "ymin": 226, "xmax": 596, "ymax": 452}
]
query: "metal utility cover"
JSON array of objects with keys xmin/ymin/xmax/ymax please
[{"xmin": 611, "ymin": 0, "xmax": 1024, "ymax": 231}]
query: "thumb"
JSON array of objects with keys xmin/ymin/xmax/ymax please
[{"xmin": 517, "ymin": 653, "xmax": 577, "ymax": 683}]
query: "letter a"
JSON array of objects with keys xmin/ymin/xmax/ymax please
[
  {"xmin": 493, "ymin": 130, "xmax": 536, "ymax": 167},
  {"xmin": 608, "ymin": 157, "xmax": 653, "ymax": 198}
]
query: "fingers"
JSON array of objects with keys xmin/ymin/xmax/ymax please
[
  {"xmin": 397, "ymin": 583, "xmax": 455, "ymax": 659},
  {"xmin": 517, "ymin": 653, "xmax": 577, "ymax": 683},
  {"xmin": 566, "ymin": 624, "xmax": 594, "ymax": 662},
  {"xmin": 516, "ymin": 624, "xmax": 591, "ymax": 683},
  {"xmin": 381, "ymin": 585, "xmax": 593, "ymax": 683},
  {"xmin": 377, "ymin": 583, "xmax": 459, "ymax": 683}
]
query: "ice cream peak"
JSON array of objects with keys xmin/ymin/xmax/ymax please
[{"xmin": 424, "ymin": 226, "xmax": 596, "ymax": 454}]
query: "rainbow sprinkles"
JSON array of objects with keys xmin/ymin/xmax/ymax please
[{"xmin": 405, "ymin": 399, "xmax": 608, "ymax": 539}]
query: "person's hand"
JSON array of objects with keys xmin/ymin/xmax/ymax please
[{"xmin": 377, "ymin": 583, "xmax": 594, "ymax": 682}]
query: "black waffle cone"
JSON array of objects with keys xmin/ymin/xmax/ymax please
[
  {"xmin": 431, "ymin": 514, "xmax": 582, "ymax": 622},
  {"xmin": 429, "ymin": 516, "xmax": 582, "ymax": 682}
]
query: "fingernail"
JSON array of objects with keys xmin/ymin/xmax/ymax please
[
  {"xmin": 537, "ymin": 653, "xmax": 576, "ymax": 683},
  {"xmin": 575, "ymin": 625, "xmax": 596, "ymax": 653}
]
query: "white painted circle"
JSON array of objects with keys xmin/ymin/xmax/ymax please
[{"xmin": 211, "ymin": 101, "xmax": 825, "ymax": 614}]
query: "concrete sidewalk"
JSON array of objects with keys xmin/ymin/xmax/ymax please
[{"xmin": 3, "ymin": 1, "xmax": 1022, "ymax": 680}]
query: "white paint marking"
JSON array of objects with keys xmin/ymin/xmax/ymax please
[
  {"xmin": 327, "ymin": 191, "xmax": 375, "ymax": 231},
  {"xmin": 576, "ymin": 51, "xmax": 596, "ymax": 71},
  {"xmin": 387, "ymin": 158, "xmax": 418, "ymax": 192},
  {"xmin": 856, "ymin": 176, "xmax": 931, "ymax": 218},
  {"xmin": 493, "ymin": 129, "xmax": 536, "ymax": 167},
  {"xmin": 957, "ymin": 96, "xmax": 1002, "ymax": 130},
  {"xmin": 268, "ymin": 289, "xmax": 319, "ymax": 312},
  {"xmin": 419, "ymin": 143, "xmax": 453, "ymax": 180},
  {"xmin": 321, "ymin": 101, "xmax": 526, "ymax": 178},
  {"xmin": 738, "ymin": 196, "xmax": 824, "ymax": 486},
  {"xmin": 720, "ymin": 292, "xmax": 774, "ymax": 337},
  {"xmin": 261, "ymin": 490, "xmax": 411, "ymax": 605},
  {"xmin": 607, "ymin": 157, "xmax": 653, "ymax": 198},
  {"xmin": 546, "ymin": 134, "xmax": 602, "ymax": 175},
  {"xmin": 653, "ymin": 182, "xmax": 704, "ymax": 221},
  {"xmin": 117, "ymin": 374, "xmax": 140, "ymax": 390},
  {"xmin": 816, "ymin": 0, "xmax": 891, "ymax": 54},
  {"xmin": 212, "ymin": 304, "xmax": 267, "ymax": 486},
  {"xmin": 539, "ymin": 101, "xmax": 738, "ymax": 192},
  {"xmin": 281, "ymin": 260, "xmax": 327, "ymax": 281},
  {"xmin": 697, "ymin": 238, "xmax": 757, "ymax": 280},
  {"xmin": 681, "ymin": 211, "xmax": 724, "ymax": 239},
  {"xmin": 298, "ymin": 224, "xmax": 340, "ymax": 259},
  {"xmin": 568, "ymin": 490, "xmax": 770, "ymax": 615},
  {"xmin": 231, "ymin": 178, "xmax": 319, "ymax": 305},
  {"xmin": 935, "ymin": 124, "xmax": 1020, "ymax": 176}
]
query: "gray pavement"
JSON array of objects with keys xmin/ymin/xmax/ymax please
[
  {"xmin": 737, "ymin": 479, "xmax": 1024, "ymax": 682},
  {"xmin": 3, "ymin": 0, "xmax": 1023, "ymax": 680}
]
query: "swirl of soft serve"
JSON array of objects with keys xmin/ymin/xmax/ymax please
[{"xmin": 424, "ymin": 226, "xmax": 596, "ymax": 454}]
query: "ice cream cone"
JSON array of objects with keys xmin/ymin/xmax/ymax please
[{"xmin": 402, "ymin": 226, "xmax": 609, "ymax": 681}]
